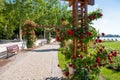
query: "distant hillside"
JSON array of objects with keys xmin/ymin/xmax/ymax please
[{"xmin": 103, "ymin": 34, "xmax": 120, "ymax": 37}]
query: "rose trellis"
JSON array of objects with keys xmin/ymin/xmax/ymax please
[
  {"xmin": 22, "ymin": 20, "xmax": 37, "ymax": 48},
  {"xmin": 21, "ymin": 0, "xmax": 118, "ymax": 79},
  {"xmin": 57, "ymin": 0, "xmax": 118, "ymax": 80}
]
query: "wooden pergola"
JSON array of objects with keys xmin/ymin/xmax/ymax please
[
  {"xmin": 62, "ymin": 0, "xmax": 95, "ymax": 58},
  {"xmin": 24, "ymin": 0, "xmax": 95, "ymax": 59}
]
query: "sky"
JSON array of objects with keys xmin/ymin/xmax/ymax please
[
  {"xmin": 88, "ymin": 0, "xmax": 120, "ymax": 35},
  {"xmin": 61, "ymin": 0, "xmax": 120, "ymax": 35}
]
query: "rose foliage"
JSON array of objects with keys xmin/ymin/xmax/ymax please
[
  {"xmin": 57, "ymin": 9, "xmax": 119, "ymax": 80},
  {"xmin": 22, "ymin": 20, "xmax": 37, "ymax": 48}
]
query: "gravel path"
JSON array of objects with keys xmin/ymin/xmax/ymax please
[{"xmin": 0, "ymin": 43, "xmax": 64, "ymax": 80}]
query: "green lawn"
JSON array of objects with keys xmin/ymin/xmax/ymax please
[
  {"xmin": 58, "ymin": 52, "xmax": 67, "ymax": 69},
  {"xmin": 102, "ymin": 41, "xmax": 120, "ymax": 52},
  {"xmin": 58, "ymin": 52, "xmax": 120, "ymax": 80},
  {"xmin": 58, "ymin": 41, "xmax": 120, "ymax": 80},
  {"xmin": 101, "ymin": 67, "xmax": 120, "ymax": 80},
  {"xmin": 58, "ymin": 52, "xmax": 71, "ymax": 69}
]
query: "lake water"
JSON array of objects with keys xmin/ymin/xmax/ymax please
[{"xmin": 100, "ymin": 37, "xmax": 120, "ymax": 41}]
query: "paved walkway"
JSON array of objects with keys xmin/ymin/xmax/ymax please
[{"xmin": 0, "ymin": 43, "xmax": 64, "ymax": 80}]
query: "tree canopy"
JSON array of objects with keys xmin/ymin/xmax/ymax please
[{"xmin": 0, "ymin": 0, "xmax": 70, "ymax": 39}]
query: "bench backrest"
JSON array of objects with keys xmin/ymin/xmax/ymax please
[{"xmin": 7, "ymin": 45, "xmax": 19, "ymax": 53}]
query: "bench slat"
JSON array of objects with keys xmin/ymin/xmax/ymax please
[{"xmin": 6, "ymin": 45, "xmax": 19, "ymax": 58}]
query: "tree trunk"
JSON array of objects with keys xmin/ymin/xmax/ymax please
[
  {"xmin": 44, "ymin": 28, "xmax": 46, "ymax": 39},
  {"xmin": 19, "ymin": 19, "xmax": 22, "ymax": 41}
]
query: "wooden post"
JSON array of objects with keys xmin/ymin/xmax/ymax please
[
  {"xmin": 61, "ymin": 0, "xmax": 95, "ymax": 56},
  {"xmin": 72, "ymin": 0, "xmax": 79, "ymax": 59},
  {"xmin": 84, "ymin": 0, "xmax": 88, "ymax": 53}
]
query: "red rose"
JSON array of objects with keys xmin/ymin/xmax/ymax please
[
  {"xmin": 94, "ymin": 42, "xmax": 96, "ymax": 45},
  {"xmin": 102, "ymin": 33, "xmax": 105, "ymax": 36},
  {"xmin": 72, "ymin": 56, "xmax": 75, "ymax": 60},
  {"xmin": 78, "ymin": 54, "xmax": 84, "ymax": 58},
  {"xmin": 99, "ymin": 13, "xmax": 103, "ymax": 17},
  {"xmin": 95, "ymin": 39, "xmax": 98, "ymax": 43},
  {"xmin": 65, "ymin": 71, "xmax": 69, "ymax": 77},
  {"xmin": 73, "ymin": 65, "xmax": 76, "ymax": 69},
  {"xmin": 94, "ymin": 64, "xmax": 97, "ymax": 68},
  {"xmin": 78, "ymin": 41, "xmax": 82, "ymax": 44},
  {"xmin": 110, "ymin": 60, "xmax": 113, "ymax": 63},
  {"xmin": 98, "ymin": 62, "xmax": 102, "ymax": 67},
  {"xmin": 86, "ymin": 65, "xmax": 89, "ymax": 69},
  {"xmin": 68, "ymin": 30, "xmax": 74, "ymax": 36},
  {"xmin": 61, "ymin": 18, "xmax": 65, "ymax": 21},
  {"xmin": 112, "ymin": 51, "xmax": 118, "ymax": 57},
  {"xmin": 96, "ymin": 57, "xmax": 101, "ymax": 63},
  {"xmin": 81, "ymin": 35, "xmax": 85, "ymax": 39},
  {"xmin": 98, "ymin": 51, "xmax": 100, "ymax": 54},
  {"xmin": 99, "ymin": 48, "xmax": 103, "ymax": 52},
  {"xmin": 56, "ymin": 36, "xmax": 60, "ymax": 42},
  {"xmin": 57, "ymin": 64, "xmax": 60, "ymax": 67},
  {"xmin": 87, "ymin": 31, "xmax": 92, "ymax": 36},
  {"xmin": 56, "ymin": 29, "xmax": 60, "ymax": 32},
  {"xmin": 69, "ymin": 63, "xmax": 72, "ymax": 67},
  {"xmin": 98, "ymin": 39, "xmax": 102, "ymax": 43}
]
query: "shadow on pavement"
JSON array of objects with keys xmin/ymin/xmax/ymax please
[
  {"xmin": 32, "ymin": 49, "xmax": 59, "ymax": 52},
  {"xmin": 45, "ymin": 77, "xmax": 67, "ymax": 80}
]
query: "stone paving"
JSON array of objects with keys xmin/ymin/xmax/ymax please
[{"xmin": 0, "ymin": 43, "xmax": 64, "ymax": 80}]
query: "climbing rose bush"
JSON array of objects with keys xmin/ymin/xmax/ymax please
[
  {"xmin": 57, "ymin": 9, "xmax": 119, "ymax": 80},
  {"xmin": 22, "ymin": 20, "xmax": 37, "ymax": 48},
  {"xmin": 62, "ymin": 35, "xmax": 118, "ymax": 80}
]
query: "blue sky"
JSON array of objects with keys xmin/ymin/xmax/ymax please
[
  {"xmin": 88, "ymin": 0, "xmax": 120, "ymax": 35},
  {"xmin": 61, "ymin": 0, "xmax": 120, "ymax": 35}
]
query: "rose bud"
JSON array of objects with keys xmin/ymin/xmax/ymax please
[
  {"xmin": 86, "ymin": 65, "xmax": 89, "ymax": 69},
  {"xmin": 61, "ymin": 18, "xmax": 65, "ymax": 21},
  {"xmin": 102, "ymin": 33, "xmax": 105, "ymax": 36},
  {"xmin": 58, "ymin": 64, "xmax": 60, "ymax": 67},
  {"xmin": 65, "ymin": 71, "xmax": 69, "ymax": 77},
  {"xmin": 99, "ymin": 48, "xmax": 103, "ymax": 52},
  {"xmin": 110, "ymin": 60, "xmax": 113, "ymax": 64},
  {"xmin": 56, "ymin": 29, "xmax": 60, "ymax": 32},
  {"xmin": 99, "ymin": 13, "xmax": 103, "ymax": 17},
  {"xmin": 69, "ymin": 63, "xmax": 72, "ymax": 67},
  {"xmin": 94, "ymin": 64, "xmax": 97, "ymax": 68},
  {"xmin": 73, "ymin": 65, "xmax": 76, "ymax": 69}
]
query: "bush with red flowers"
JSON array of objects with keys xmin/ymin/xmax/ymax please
[
  {"xmin": 22, "ymin": 20, "xmax": 37, "ymax": 48},
  {"xmin": 57, "ymin": 9, "xmax": 119, "ymax": 80}
]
